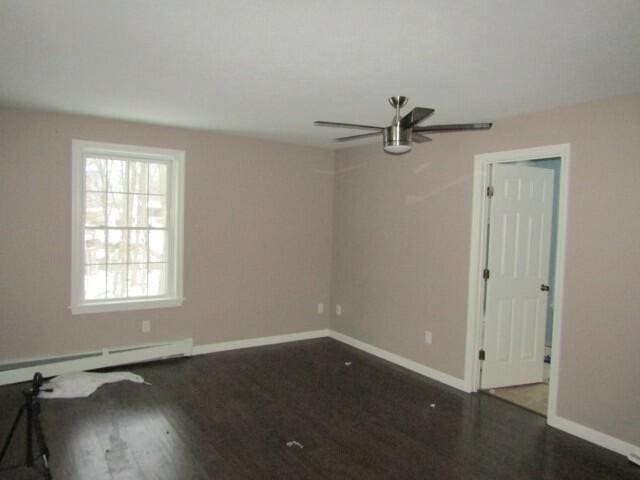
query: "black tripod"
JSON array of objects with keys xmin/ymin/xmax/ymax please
[{"xmin": 0, "ymin": 373, "xmax": 52, "ymax": 479}]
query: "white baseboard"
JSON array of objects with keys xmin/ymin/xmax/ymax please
[
  {"xmin": 0, "ymin": 339, "xmax": 193, "ymax": 386},
  {"xmin": 328, "ymin": 330, "xmax": 466, "ymax": 391},
  {"xmin": 548, "ymin": 413, "xmax": 639, "ymax": 458},
  {"xmin": 191, "ymin": 329, "xmax": 330, "ymax": 356}
]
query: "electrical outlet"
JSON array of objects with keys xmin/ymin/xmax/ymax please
[
  {"xmin": 317, "ymin": 303, "xmax": 324, "ymax": 314},
  {"xmin": 336, "ymin": 304, "xmax": 342, "ymax": 316},
  {"xmin": 142, "ymin": 320, "xmax": 151, "ymax": 333},
  {"xmin": 424, "ymin": 330, "xmax": 432, "ymax": 345}
]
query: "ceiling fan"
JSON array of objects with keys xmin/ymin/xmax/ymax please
[{"xmin": 314, "ymin": 96, "xmax": 492, "ymax": 155}]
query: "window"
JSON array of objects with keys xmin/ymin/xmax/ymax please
[{"xmin": 71, "ymin": 140, "xmax": 184, "ymax": 314}]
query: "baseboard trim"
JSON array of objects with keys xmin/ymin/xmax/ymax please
[
  {"xmin": 328, "ymin": 330, "xmax": 466, "ymax": 391},
  {"xmin": 548, "ymin": 413, "xmax": 639, "ymax": 458},
  {"xmin": 191, "ymin": 329, "xmax": 331, "ymax": 356},
  {"xmin": 0, "ymin": 339, "xmax": 193, "ymax": 386}
]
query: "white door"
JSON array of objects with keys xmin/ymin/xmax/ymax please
[{"xmin": 481, "ymin": 164, "xmax": 554, "ymax": 389}]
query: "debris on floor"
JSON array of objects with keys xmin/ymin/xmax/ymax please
[
  {"xmin": 286, "ymin": 440, "xmax": 304, "ymax": 449},
  {"xmin": 429, "ymin": 403, "xmax": 436, "ymax": 408},
  {"xmin": 344, "ymin": 361, "xmax": 352, "ymax": 366},
  {"xmin": 39, "ymin": 371, "xmax": 147, "ymax": 399}
]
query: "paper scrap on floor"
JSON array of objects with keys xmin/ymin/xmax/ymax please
[{"xmin": 39, "ymin": 371, "xmax": 146, "ymax": 399}]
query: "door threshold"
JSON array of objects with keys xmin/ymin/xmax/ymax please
[{"xmin": 480, "ymin": 383, "xmax": 549, "ymax": 418}]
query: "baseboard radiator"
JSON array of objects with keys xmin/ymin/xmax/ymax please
[{"xmin": 0, "ymin": 339, "xmax": 193, "ymax": 386}]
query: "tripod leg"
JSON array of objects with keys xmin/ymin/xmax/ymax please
[
  {"xmin": 41, "ymin": 453, "xmax": 52, "ymax": 480},
  {"xmin": 26, "ymin": 396, "xmax": 33, "ymax": 466},
  {"xmin": 0, "ymin": 406, "xmax": 24, "ymax": 465},
  {"xmin": 33, "ymin": 412, "xmax": 50, "ymax": 457},
  {"xmin": 33, "ymin": 411, "xmax": 52, "ymax": 478}
]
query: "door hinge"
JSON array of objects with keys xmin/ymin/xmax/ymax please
[
  {"xmin": 479, "ymin": 349, "xmax": 486, "ymax": 361},
  {"xmin": 486, "ymin": 186, "xmax": 494, "ymax": 197},
  {"xmin": 483, "ymin": 268, "xmax": 490, "ymax": 280}
]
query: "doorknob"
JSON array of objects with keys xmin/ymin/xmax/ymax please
[{"xmin": 540, "ymin": 284, "xmax": 550, "ymax": 292}]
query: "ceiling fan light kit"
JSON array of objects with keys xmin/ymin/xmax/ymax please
[
  {"xmin": 383, "ymin": 124, "xmax": 412, "ymax": 154},
  {"xmin": 314, "ymin": 96, "xmax": 493, "ymax": 155}
]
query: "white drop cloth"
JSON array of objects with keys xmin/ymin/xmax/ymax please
[{"xmin": 39, "ymin": 371, "xmax": 146, "ymax": 399}]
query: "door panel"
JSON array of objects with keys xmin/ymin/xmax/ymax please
[{"xmin": 481, "ymin": 164, "xmax": 554, "ymax": 389}]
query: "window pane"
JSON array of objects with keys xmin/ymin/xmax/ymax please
[
  {"xmin": 129, "ymin": 161, "xmax": 148, "ymax": 194},
  {"xmin": 148, "ymin": 195, "xmax": 166, "ymax": 228},
  {"xmin": 85, "ymin": 192, "xmax": 106, "ymax": 227},
  {"xmin": 84, "ymin": 229, "xmax": 106, "ymax": 264},
  {"xmin": 107, "ymin": 159, "xmax": 127, "ymax": 192},
  {"xmin": 148, "ymin": 263, "xmax": 167, "ymax": 296},
  {"xmin": 149, "ymin": 230, "xmax": 167, "ymax": 261},
  {"xmin": 128, "ymin": 230, "xmax": 148, "ymax": 263},
  {"xmin": 84, "ymin": 265, "xmax": 106, "ymax": 299},
  {"xmin": 107, "ymin": 229, "xmax": 127, "ymax": 263},
  {"xmin": 106, "ymin": 264, "xmax": 127, "ymax": 299},
  {"xmin": 128, "ymin": 264, "xmax": 147, "ymax": 297},
  {"xmin": 85, "ymin": 157, "xmax": 106, "ymax": 192},
  {"xmin": 129, "ymin": 194, "xmax": 148, "ymax": 227},
  {"xmin": 149, "ymin": 162, "xmax": 167, "ymax": 195},
  {"xmin": 107, "ymin": 193, "xmax": 127, "ymax": 227}
]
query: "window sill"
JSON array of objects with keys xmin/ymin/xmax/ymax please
[{"xmin": 70, "ymin": 297, "xmax": 184, "ymax": 315}]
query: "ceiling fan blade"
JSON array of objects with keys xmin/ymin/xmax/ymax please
[
  {"xmin": 334, "ymin": 132, "xmax": 382, "ymax": 143},
  {"xmin": 314, "ymin": 121, "xmax": 384, "ymax": 131},
  {"xmin": 413, "ymin": 123, "xmax": 493, "ymax": 133},
  {"xmin": 400, "ymin": 107, "xmax": 435, "ymax": 129},
  {"xmin": 412, "ymin": 133, "xmax": 432, "ymax": 143}
]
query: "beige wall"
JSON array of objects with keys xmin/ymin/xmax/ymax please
[
  {"xmin": 331, "ymin": 94, "xmax": 640, "ymax": 446},
  {"xmin": 0, "ymin": 109, "xmax": 334, "ymax": 361}
]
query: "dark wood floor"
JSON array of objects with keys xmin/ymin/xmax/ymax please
[{"xmin": 0, "ymin": 338, "xmax": 638, "ymax": 479}]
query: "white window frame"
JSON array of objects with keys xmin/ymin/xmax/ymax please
[{"xmin": 71, "ymin": 139, "xmax": 185, "ymax": 314}]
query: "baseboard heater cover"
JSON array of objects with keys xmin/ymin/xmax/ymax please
[{"xmin": 0, "ymin": 339, "xmax": 193, "ymax": 386}]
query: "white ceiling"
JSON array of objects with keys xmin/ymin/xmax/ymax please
[{"xmin": 1, "ymin": 1, "xmax": 639, "ymax": 148}]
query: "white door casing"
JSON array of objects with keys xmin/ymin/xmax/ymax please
[{"xmin": 481, "ymin": 164, "xmax": 554, "ymax": 389}]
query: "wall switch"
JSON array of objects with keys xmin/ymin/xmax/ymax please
[
  {"xmin": 336, "ymin": 304, "xmax": 342, "ymax": 316},
  {"xmin": 317, "ymin": 303, "xmax": 324, "ymax": 314},
  {"xmin": 142, "ymin": 320, "xmax": 151, "ymax": 333},
  {"xmin": 424, "ymin": 331, "xmax": 432, "ymax": 345}
]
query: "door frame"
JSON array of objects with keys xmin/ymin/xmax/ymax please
[{"xmin": 463, "ymin": 143, "xmax": 570, "ymax": 422}]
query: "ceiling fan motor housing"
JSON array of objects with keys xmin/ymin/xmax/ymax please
[{"xmin": 383, "ymin": 123, "xmax": 412, "ymax": 154}]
